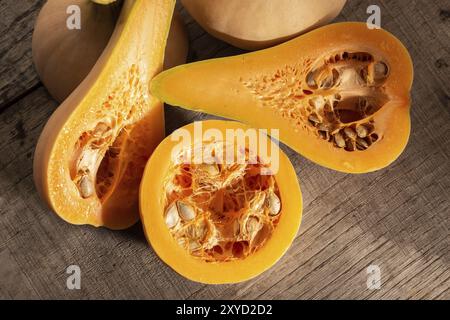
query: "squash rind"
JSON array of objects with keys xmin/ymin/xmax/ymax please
[
  {"xmin": 32, "ymin": 0, "xmax": 188, "ymax": 103},
  {"xmin": 181, "ymin": 0, "xmax": 347, "ymax": 50}
]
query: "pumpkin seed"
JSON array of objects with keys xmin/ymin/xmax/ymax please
[
  {"xmin": 186, "ymin": 220, "xmax": 208, "ymax": 241},
  {"xmin": 306, "ymin": 71, "xmax": 318, "ymax": 89},
  {"xmin": 251, "ymin": 223, "xmax": 271, "ymax": 247},
  {"xmin": 177, "ymin": 201, "xmax": 196, "ymax": 221},
  {"xmin": 374, "ymin": 61, "xmax": 389, "ymax": 80},
  {"xmin": 197, "ymin": 220, "xmax": 208, "ymax": 240},
  {"xmin": 186, "ymin": 224, "xmax": 196, "ymax": 239},
  {"xmin": 317, "ymin": 123, "xmax": 330, "ymax": 132},
  {"xmin": 165, "ymin": 202, "xmax": 179, "ymax": 229},
  {"xmin": 233, "ymin": 219, "xmax": 240, "ymax": 237},
  {"xmin": 359, "ymin": 67, "xmax": 369, "ymax": 84},
  {"xmin": 308, "ymin": 114, "xmax": 321, "ymax": 125},
  {"xmin": 252, "ymin": 193, "xmax": 266, "ymax": 211},
  {"xmin": 246, "ymin": 216, "xmax": 261, "ymax": 234},
  {"xmin": 79, "ymin": 175, "xmax": 94, "ymax": 198},
  {"xmin": 267, "ymin": 191, "xmax": 281, "ymax": 216},
  {"xmin": 356, "ymin": 137, "xmax": 369, "ymax": 150},
  {"xmin": 356, "ymin": 125, "xmax": 369, "ymax": 138},
  {"xmin": 345, "ymin": 140, "xmax": 356, "ymax": 152},
  {"xmin": 199, "ymin": 163, "xmax": 220, "ymax": 176},
  {"xmin": 344, "ymin": 127, "xmax": 357, "ymax": 140},
  {"xmin": 359, "ymin": 98, "xmax": 368, "ymax": 109},
  {"xmin": 334, "ymin": 132, "xmax": 346, "ymax": 148},
  {"xmin": 93, "ymin": 122, "xmax": 109, "ymax": 137},
  {"xmin": 189, "ymin": 240, "xmax": 201, "ymax": 251}
]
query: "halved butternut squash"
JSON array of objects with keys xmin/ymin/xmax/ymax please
[
  {"xmin": 32, "ymin": 0, "xmax": 188, "ymax": 102},
  {"xmin": 140, "ymin": 120, "xmax": 302, "ymax": 284},
  {"xmin": 33, "ymin": 0, "xmax": 175, "ymax": 229},
  {"xmin": 151, "ymin": 22, "xmax": 414, "ymax": 173}
]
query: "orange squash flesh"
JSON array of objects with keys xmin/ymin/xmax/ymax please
[
  {"xmin": 151, "ymin": 22, "xmax": 414, "ymax": 173},
  {"xmin": 33, "ymin": 0, "xmax": 175, "ymax": 229},
  {"xmin": 140, "ymin": 120, "xmax": 302, "ymax": 284}
]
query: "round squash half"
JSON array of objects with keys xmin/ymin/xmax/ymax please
[{"xmin": 140, "ymin": 120, "xmax": 302, "ymax": 284}]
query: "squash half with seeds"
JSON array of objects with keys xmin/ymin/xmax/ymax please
[
  {"xmin": 34, "ymin": 0, "xmax": 175, "ymax": 229},
  {"xmin": 140, "ymin": 120, "xmax": 302, "ymax": 284},
  {"xmin": 151, "ymin": 22, "xmax": 414, "ymax": 173}
]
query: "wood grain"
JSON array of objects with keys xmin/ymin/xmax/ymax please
[
  {"xmin": 0, "ymin": 0, "xmax": 448, "ymax": 299},
  {"xmin": 0, "ymin": 0, "xmax": 45, "ymax": 110}
]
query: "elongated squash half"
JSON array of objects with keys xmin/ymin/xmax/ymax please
[
  {"xmin": 152, "ymin": 22, "xmax": 414, "ymax": 173},
  {"xmin": 33, "ymin": 0, "xmax": 175, "ymax": 229},
  {"xmin": 140, "ymin": 120, "xmax": 302, "ymax": 284},
  {"xmin": 32, "ymin": 0, "xmax": 188, "ymax": 103}
]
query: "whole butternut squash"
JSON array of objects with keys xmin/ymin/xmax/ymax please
[
  {"xmin": 33, "ymin": 0, "xmax": 188, "ymax": 102},
  {"xmin": 181, "ymin": 0, "xmax": 347, "ymax": 50}
]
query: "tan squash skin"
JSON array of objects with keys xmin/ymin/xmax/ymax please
[
  {"xmin": 33, "ymin": 0, "xmax": 119, "ymax": 103},
  {"xmin": 164, "ymin": 11, "xmax": 189, "ymax": 70},
  {"xmin": 152, "ymin": 23, "xmax": 414, "ymax": 173},
  {"xmin": 92, "ymin": 0, "xmax": 116, "ymax": 4},
  {"xmin": 33, "ymin": 0, "xmax": 188, "ymax": 103},
  {"xmin": 34, "ymin": 0, "xmax": 175, "ymax": 229},
  {"xmin": 181, "ymin": 0, "xmax": 347, "ymax": 50},
  {"xmin": 140, "ymin": 120, "xmax": 302, "ymax": 284}
]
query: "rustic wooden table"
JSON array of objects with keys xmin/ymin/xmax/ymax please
[{"xmin": 0, "ymin": 0, "xmax": 448, "ymax": 300}]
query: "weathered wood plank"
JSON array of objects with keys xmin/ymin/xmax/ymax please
[
  {"xmin": 0, "ymin": 88, "xmax": 207, "ymax": 299},
  {"xmin": 0, "ymin": 0, "xmax": 448, "ymax": 299},
  {"xmin": 0, "ymin": 0, "xmax": 45, "ymax": 108}
]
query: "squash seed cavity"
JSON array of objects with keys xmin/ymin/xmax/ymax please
[
  {"xmin": 242, "ymin": 51, "xmax": 389, "ymax": 152},
  {"xmin": 163, "ymin": 142, "xmax": 282, "ymax": 262},
  {"xmin": 70, "ymin": 64, "xmax": 150, "ymax": 200}
]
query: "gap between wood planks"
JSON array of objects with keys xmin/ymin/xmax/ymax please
[{"xmin": 0, "ymin": 82, "xmax": 42, "ymax": 115}]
